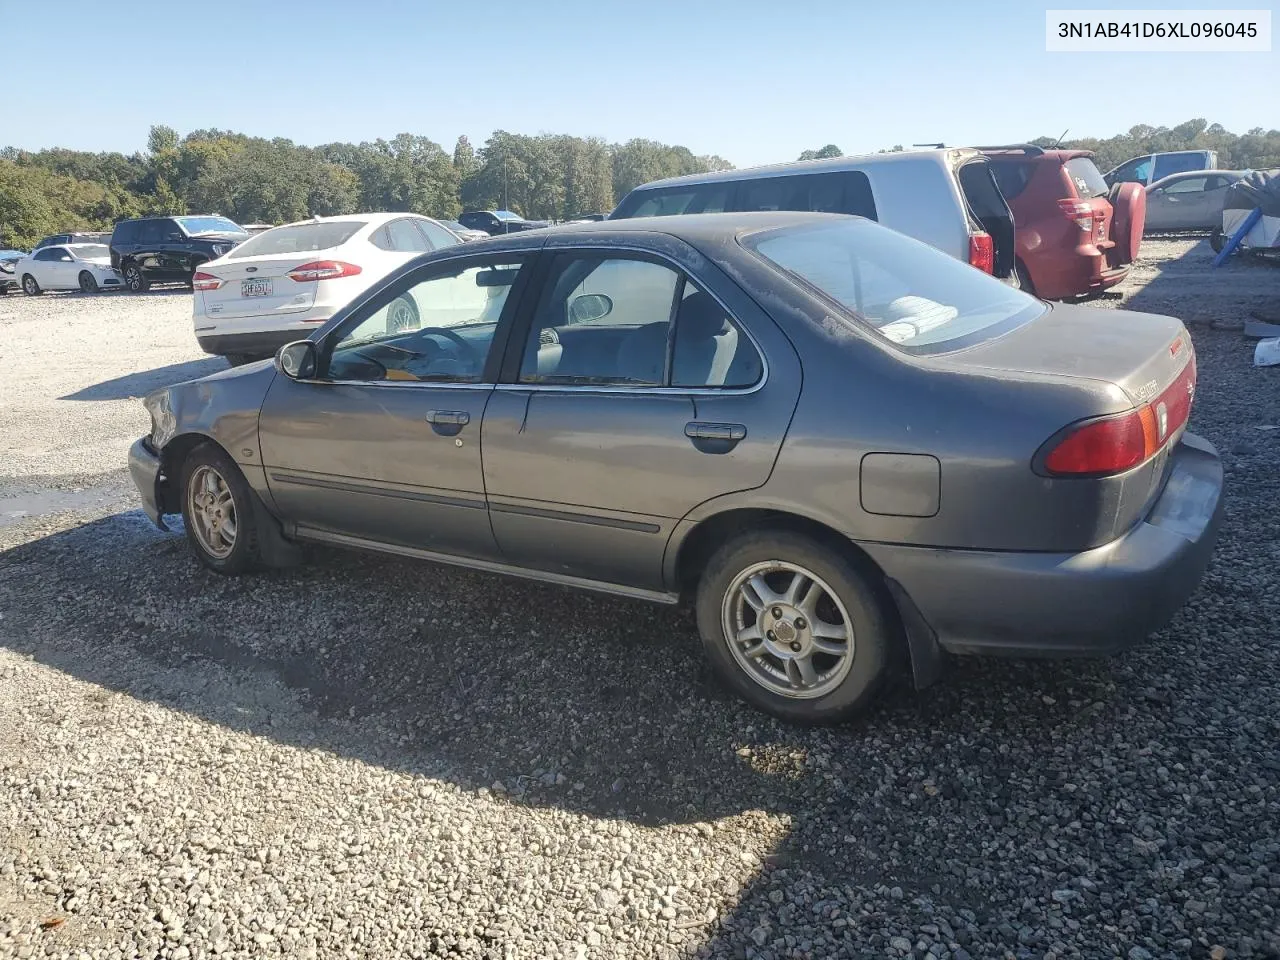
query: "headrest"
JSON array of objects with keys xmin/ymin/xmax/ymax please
[{"xmin": 679, "ymin": 291, "xmax": 729, "ymax": 341}]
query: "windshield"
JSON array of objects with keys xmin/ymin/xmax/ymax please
[
  {"xmin": 67, "ymin": 243, "xmax": 109, "ymax": 260},
  {"xmin": 744, "ymin": 219, "xmax": 1044, "ymax": 354},
  {"xmin": 176, "ymin": 215, "xmax": 248, "ymax": 237},
  {"xmin": 493, "ymin": 210, "xmax": 522, "ymax": 221},
  {"xmin": 227, "ymin": 221, "xmax": 364, "ymax": 259}
]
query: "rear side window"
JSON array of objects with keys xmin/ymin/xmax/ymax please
[
  {"xmin": 1153, "ymin": 153, "xmax": 1206, "ymax": 180},
  {"xmin": 619, "ymin": 186, "xmax": 732, "ymax": 218},
  {"xmin": 417, "ymin": 219, "xmax": 461, "ymax": 250},
  {"xmin": 113, "ymin": 221, "xmax": 138, "ymax": 243},
  {"xmin": 1064, "ymin": 158, "xmax": 1109, "ymax": 199},
  {"xmin": 735, "ymin": 172, "xmax": 876, "ymax": 219},
  {"xmin": 227, "ymin": 221, "xmax": 364, "ymax": 258},
  {"xmin": 137, "ymin": 221, "xmax": 165, "ymax": 244}
]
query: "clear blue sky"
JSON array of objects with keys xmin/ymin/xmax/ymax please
[{"xmin": 5, "ymin": 0, "xmax": 1275, "ymax": 167}]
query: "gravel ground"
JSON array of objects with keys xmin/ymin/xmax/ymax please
[{"xmin": 1, "ymin": 240, "xmax": 1278, "ymax": 960}]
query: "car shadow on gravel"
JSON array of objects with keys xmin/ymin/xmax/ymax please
[
  {"xmin": 5, "ymin": 493, "xmax": 1276, "ymax": 955},
  {"xmin": 60, "ymin": 358, "xmax": 228, "ymax": 401}
]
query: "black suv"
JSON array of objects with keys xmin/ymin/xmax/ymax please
[
  {"xmin": 457, "ymin": 209, "xmax": 549, "ymax": 236},
  {"xmin": 110, "ymin": 215, "xmax": 248, "ymax": 291}
]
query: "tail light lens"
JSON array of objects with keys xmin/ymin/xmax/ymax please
[
  {"xmin": 1058, "ymin": 199, "xmax": 1095, "ymax": 231},
  {"xmin": 192, "ymin": 271, "xmax": 223, "ymax": 291},
  {"xmin": 968, "ymin": 232, "xmax": 994, "ymax": 274},
  {"xmin": 1040, "ymin": 352, "xmax": 1197, "ymax": 477},
  {"xmin": 287, "ymin": 260, "xmax": 362, "ymax": 283}
]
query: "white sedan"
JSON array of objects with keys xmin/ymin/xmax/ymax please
[
  {"xmin": 191, "ymin": 212, "xmax": 463, "ymax": 364},
  {"xmin": 16, "ymin": 243, "xmax": 125, "ymax": 295}
]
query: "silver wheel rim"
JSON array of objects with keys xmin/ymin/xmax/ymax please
[
  {"xmin": 127, "ymin": 268, "xmax": 141, "ymax": 290},
  {"xmin": 386, "ymin": 297, "xmax": 417, "ymax": 333},
  {"xmin": 80, "ymin": 273, "xmax": 95, "ymax": 292},
  {"xmin": 187, "ymin": 465, "xmax": 237, "ymax": 559},
  {"xmin": 23, "ymin": 277, "xmax": 36, "ymax": 294},
  {"xmin": 721, "ymin": 560, "xmax": 854, "ymax": 700}
]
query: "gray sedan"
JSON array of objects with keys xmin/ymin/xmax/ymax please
[
  {"xmin": 129, "ymin": 212, "xmax": 1223, "ymax": 724},
  {"xmin": 1144, "ymin": 170, "xmax": 1245, "ymax": 232}
]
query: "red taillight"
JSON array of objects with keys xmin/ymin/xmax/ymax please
[
  {"xmin": 1057, "ymin": 198, "xmax": 1095, "ymax": 231},
  {"xmin": 287, "ymin": 260, "xmax": 362, "ymax": 283},
  {"xmin": 1041, "ymin": 353, "xmax": 1197, "ymax": 477},
  {"xmin": 192, "ymin": 271, "xmax": 223, "ymax": 291},
  {"xmin": 968, "ymin": 232, "xmax": 994, "ymax": 274}
]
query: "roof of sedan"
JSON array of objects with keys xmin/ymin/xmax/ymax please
[{"xmin": 471, "ymin": 210, "xmax": 849, "ymax": 249}]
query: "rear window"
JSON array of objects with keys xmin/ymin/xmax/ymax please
[
  {"xmin": 227, "ymin": 221, "xmax": 365, "ymax": 259},
  {"xmin": 1064, "ymin": 158, "xmax": 1109, "ymax": 199},
  {"xmin": 744, "ymin": 218, "xmax": 1043, "ymax": 355}
]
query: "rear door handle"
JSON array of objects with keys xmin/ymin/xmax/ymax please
[
  {"xmin": 685, "ymin": 421, "xmax": 746, "ymax": 453},
  {"xmin": 425, "ymin": 409, "xmax": 470, "ymax": 436}
]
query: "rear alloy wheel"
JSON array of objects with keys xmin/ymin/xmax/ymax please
[
  {"xmin": 385, "ymin": 294, "xmax": 420, "ymax": 334},
  {"xmin": 696, "ymin": 530, "xmax": 891, "ymax": 724},
  {"xmin": 78, "ymin": 271, "xmax": 99, "ymax": 294},
  {"xmin": 179, "ymin": 444, "xmax": 265, "ymax": 575},
  {"xmin": 21, "ymin": 275, "xmax": 41, "ymax": 296},
  {"xmin": 124, "ymin": 264, "xmax": 150, "ymax": 292}
]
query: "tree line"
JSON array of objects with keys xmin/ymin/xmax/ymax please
[
  {"xmin": 0, "ymin": 125, "xmax": 732, "ymax": 249},
  {"xmin": 2, "ymin": 119, "xmax": 1276, "ymax": 250}
]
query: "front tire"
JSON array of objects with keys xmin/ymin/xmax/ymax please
[
  {"xmin": 123, "ymin": 264, "xmax": 150, "ymax": 292},
  {"xmin": 179, "ymin": 444, "xmax": 265, "ymax": 575},
  {"xmin": 385, "ymin": 294, "xmax": 420, "ymax": 334},
  {"xmin": 79, "ymin": 271, "xmax": 99, "ymax": 294},
  {"xmin": 21, "ymin": 274, "xmax": 41, "ymax": 296},
  {"xmin": 695, "ymin": 530, "xmax": 892, "ymax": 725}
]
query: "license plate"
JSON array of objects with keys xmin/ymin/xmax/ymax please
[{"xmin": 241, "ymin": 278, "xmax": 272, "ymax": 298}]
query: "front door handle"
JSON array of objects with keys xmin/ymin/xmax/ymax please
[
  {"xmin": 685, "ymin": 421, "xmax": 746, "ymax": 454},
  {"xmin": 425, "ymin": 409, "xmax": 471, "ymax": 436}
]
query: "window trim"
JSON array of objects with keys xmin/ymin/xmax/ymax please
[
  {"xmin": 312, "ymin": 252, "xmax": 534, "ymax": 388},
  {"xmin": 497, "ymin": 245, "xmax": 767, "ymax": 396}
]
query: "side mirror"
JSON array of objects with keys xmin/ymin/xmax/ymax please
[
  {"xmin": 276, "ymin": 340, "xmax": 318, "ymax": 380},
  {"xmin": 569, "ymin": 293, "xmax": 613, "ymax": 324}
]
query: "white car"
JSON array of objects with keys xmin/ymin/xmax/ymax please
[
  {"xmin": 191, "ymin": 212, "xmax": 463, "ymax": 364},
  {"xmin": 16, "ymin": 243, "xmax": 125, "ymax": 295}
]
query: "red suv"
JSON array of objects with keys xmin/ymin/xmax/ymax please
[{"xmin": 980, "ymin": 146, "xmax": 1145, "ymax": 300}]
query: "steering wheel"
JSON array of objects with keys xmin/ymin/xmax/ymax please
[{"xmin": 418, "ymin": 327, "xmax": 482, "ymax": 365}]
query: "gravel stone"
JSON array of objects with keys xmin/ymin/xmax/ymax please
[{"xmin": 2, "ymin": 240, "xmax": 1279, "ymax": 958}]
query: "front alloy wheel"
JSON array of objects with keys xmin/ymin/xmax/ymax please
[
  {"xmin": 124, "ymin": 265, "xmax": 149, "ymax": 292},
  {"xmin": 187, "ymin": 464, "xmax": 238, "ymax": 560}
]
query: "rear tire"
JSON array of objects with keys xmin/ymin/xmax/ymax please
[
  {"xmin": 78, "ymin": 271, "xmax": 98, "ymax": 294},
  {"xmin": 179, "ymin": 444, "xmax": 265, "ymax": 576},
  {"xmin": 695, "ymin": 529, "xmax": 892, "ymax": 725},
  {"xmin": 123, "ymin": 264, "xmax": 150, "ymax": 292},
  {"xmin": 21, "ymin": 274, "xmax": 41, "ymax": 296},
  {"xmin": 1210, "ymin": 227, "xmax": 1227, "ymax": 254}
]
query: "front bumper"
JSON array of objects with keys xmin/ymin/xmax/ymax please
[
  {"xmin": 865, "ymin": 432, "xmax": 1224, "ymax": 657},
  {"xmin": 129, "ymin": 437, "xmax": 168, "ymax": 530},
  {"xmin": 196, "ymin": 329, "xmax": 304, "ymax": 360}
]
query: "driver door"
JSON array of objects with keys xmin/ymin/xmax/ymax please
[{"xmin": 257, "ymin": 254, "xmax": 531, "ymax": 559}]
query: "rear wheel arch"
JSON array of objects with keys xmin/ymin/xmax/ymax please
[{"xmin": 672, "ymin": 507, "xmax": 940, "ymax": 687}]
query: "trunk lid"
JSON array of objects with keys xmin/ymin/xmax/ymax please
[
  {"xmin": 197, "ymin": 254, "xmax": 321, "ymax": 319},
  {"xmin": 945, "ymin": 302, "xmax": 1191, "ymax": 407}
]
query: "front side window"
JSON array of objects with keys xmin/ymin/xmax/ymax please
[
  {"xmin": 327, "ymin": 260, "xmax": 523, "ymax": 383},
  {"xmin": 1163, "ymin": 176, "xmax": 1208, "ymax": 195},
  {"xmin": 745, "ymin": 218, "xmax": 1044, "ymax": 354},
  {"xmin": 519, "ymin": 254, "xmax": 761, "ymax": 388},
  {"xmin": 418, "ymin": 219, "xmax": 462, "ymax": 250},
  {"xmin": 387, "ymin": 218, "xmax": 430, "ymax": 252}
]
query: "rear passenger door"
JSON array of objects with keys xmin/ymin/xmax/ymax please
[{"xmin": 480, "ymin": 246, "xmax": 802, "ymax": 593}]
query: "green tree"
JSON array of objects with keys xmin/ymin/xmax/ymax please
[{"xmin": 798, "ymin": 144, "xmax": 842, "ymax": 161}]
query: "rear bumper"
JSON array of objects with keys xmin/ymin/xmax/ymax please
[
  {"xmin": 128, "ymin": 437, "xmax": 167, "ymax": 530},
  {"xmin": 864, "ymin": 432, "xmax": 1223, "ymax": 657},
  {"xmin": 196, "ymin": 329, "xmax": 305, "ymax": 359},
  {"xmin": 1024, "ymin": 239, "xmax": 1130, "ymax": 299}
]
